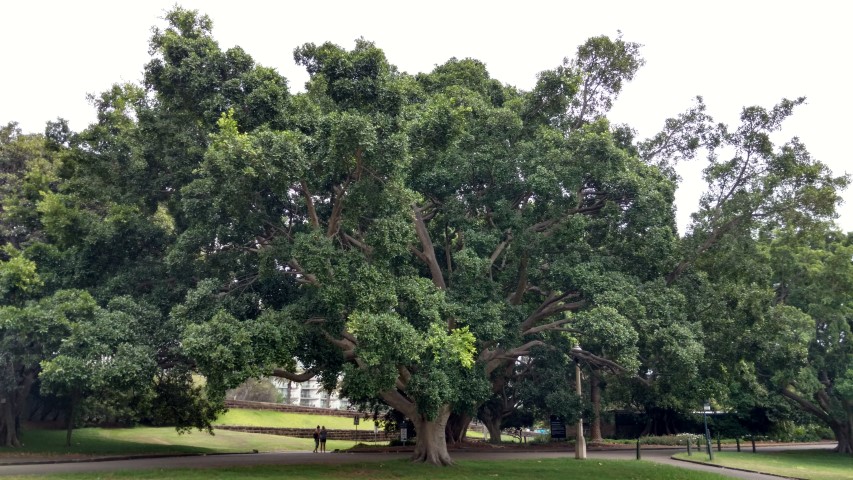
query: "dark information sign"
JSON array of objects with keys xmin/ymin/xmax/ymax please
[{"xmin": 549, "ymin": 415, "xmax": 566, "ymax": 439}]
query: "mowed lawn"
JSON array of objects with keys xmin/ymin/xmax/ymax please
[
  {"xmin": 1, "ymin": 458, "xmax": 732, "ymax": 480},
  {"xmin": 674, "ymin": 450, "xmax": 853, "ymax": 480},
  {"xmin": 1, "ymin": 427, "xmax": 363, "ymax": 458},
  {"xmin": 213, "ymin": 408, "xmax": 365, "ymax": 430},
  {"xmin": 1, "ymin": 409, "xmax": 382, "ymax": 460}
]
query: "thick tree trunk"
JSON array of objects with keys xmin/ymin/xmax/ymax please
[
  {"xmin": 0, "ymin": 371, "xmax": 35, "ymax": 448},
  {"xmin": 1, "ymin": 400, "xmax": 22, "ymax": 447},
  {"xmin": 590, "ymin": 372, "xmax": 603, "ymax": 443},
  {"xmin": 411, "ymin": 407, "xmax": 453, "ymax": 466},
  {"xmin": 478, "ymin": 400, "xmax": 510, "ymax": 444},
  {"xmin": 830, "ymin": 417, "xmax": 852, "ymax": 455},
  {"xmin": 445, "ymin": 412, "xmax": 471, "ymax": 445},
  {"xmin": 779, "ymin": 386, "xmax": 852, "ymax": 455},
  {"xmin": 483, "ymin": 415, "xmax": 503, "ymax": 444}
]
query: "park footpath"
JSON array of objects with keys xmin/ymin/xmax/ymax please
[{"xmin": 0, "ymin": 442, "xmax": 837, "ymax": 479}]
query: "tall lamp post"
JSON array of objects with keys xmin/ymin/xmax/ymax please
[
  {"xmin": 572, "ymin": 346, "xmax": 587, "ymax": 459},
  {"xmin": 703, "ymin": 401, "xmax": 713, "ymax": 460}
]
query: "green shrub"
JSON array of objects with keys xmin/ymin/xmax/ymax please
[
  {"xmin": 768, "ymin": 421, "xmax": 833, "ymax": 443},
  {"xmin": 388, "ymin": 439, "xmax": 416, "ymax": 446}
]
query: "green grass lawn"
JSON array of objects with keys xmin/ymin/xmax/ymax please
[
  {"xmin": 673, "ymin": 450, "xmax": 853, "ymax": 480},
  {"xmin": 2, "ymin": 458, "xmax": 732, "ymax": 480},
  {"xmin": 1, "ymin": 427, "xmax": 364, "ymax": 458},
  {"xmin": 213, "ymin": 408, "xmax": 365, "ymax": 430}
]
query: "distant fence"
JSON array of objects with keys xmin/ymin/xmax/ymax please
[
  {"xmin": 215, "ymin": 425, "xmax": 394, "ymax": 442},
  {"xmin": 225, "ymin": 400, "xmax": 360, "ymax": 418}
]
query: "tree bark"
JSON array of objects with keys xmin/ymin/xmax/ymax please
[
  {"xmin": 830, "ymin": 416, "xmax": 853, "ymax": 454},
  {"xmin": 590, "ymin": 372, "xmax": 603, "ymax": 443},
  {"xmin": 0, "ymin": 370, "xmax": 33, "ymax": 448},
  {"xmin": 411, "ymin": 406, "xmax": 454, "ymax": 466},
  {"xmin": 65, "ymin": 398, "xmax": 75, "ymax": 447},
  {"xmin": 483, "ymin": 416, "xmax": 503, "ymax": 444},
  {"xmin": 779, "ymin": 385, "xmax": 852, "ymax": 455},
  {"xmin": 1, "ymin": 400, "xmax": 21, "ymax": 447},
  {"xmin": 445, "ymin": 412, "xmax": 471, "ymax": 445}
]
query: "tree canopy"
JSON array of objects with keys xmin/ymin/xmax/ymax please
[{"xmin": 1, "ymin": 6, "xmax": 849, "ymax": 461}]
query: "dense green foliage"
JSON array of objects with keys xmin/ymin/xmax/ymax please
[{"xmin": 0, "ymin": 5, "xmax": 849, "ymax": 463}]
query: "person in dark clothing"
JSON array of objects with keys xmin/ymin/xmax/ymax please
[
  {"xmin": 312, "ymin": 425, "xmax": 320, "ymax": 453},
  {"xmin": 319, "ymin": 426, "xmax": 327, "ymax": 452}
]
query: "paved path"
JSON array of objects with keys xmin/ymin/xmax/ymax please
[{"xmin": 0, "ymin": 443, "xmax": 837, "ymax": 478}]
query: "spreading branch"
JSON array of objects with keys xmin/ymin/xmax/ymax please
[
  {"xmin": 411, "ymin": 204, "xmax": 447, "ymax": 290},
  {"xmin": 508, "ymin": 255, "xmax": 529, "ymax": 305},
  {"xmin": 380, "ymin": 388, "xmax": 417, "ymax": 419},
  {"xmin": 343, "ymin": 232, "xmax": 373, "ymax": 256},
  {"xmin": 522, "ymin": 317, "xmax": 582, "ymax": 336},
  {"xmin": 527, "ymin": 191, "xmax": 608, "ymax": 236},
  {"xmin": 271, "ymin": 368, "xmax": 316, "ymax": 382},
  {"xmin": 571, "ymin": 349, "xmax": 633, "ymax": 376},
  {"xmin": 779, "ymin": 386, "xmax": 832, "ymax": 425},
  {"xmin": 327, "ymin": 184, "xmax": 348, "ymax": 237},
  {"xmin": 484, "ymin": 340, "xmax": 547, "ymax": 376},
  {"xmin": 666, "ymin": 215, "xmax": 745, "ymax": 284},
  {"xmin": 520, "ymin": 292, "xmax": 585, "ymax": 332},
  {"xmin": 300, "ymin": 180, "xmax": 320, "ymax": 229},
  {"xmin": 286, "ymin": 259, "xmax": 320, "ymax": 286}
]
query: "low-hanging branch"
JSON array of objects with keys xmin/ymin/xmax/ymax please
[
  {"xmin": 271, "ymin": 367, "xmax": 317, "ymax": 382},
  {"xmin": 572, "ymin": 348, "xmax": 641, "ymax": 380},
  {"xmin": 779, "ymin": 386, "xmax": 832, "ymax": 426}
]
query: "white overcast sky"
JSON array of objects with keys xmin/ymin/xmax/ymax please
[{"xmin": 2, "ymin": 0, "xmax": 850, "ymax": 233}]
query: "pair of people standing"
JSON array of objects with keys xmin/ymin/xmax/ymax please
[{"xmin": 312, "ymin": 425, "xmax": 327, "ymax": 453}]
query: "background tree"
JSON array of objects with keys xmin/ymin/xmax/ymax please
[
  {"xmin": 226, "ymin": 378, "xmax": 281, "ymax": 403},
  {"xmin": 565, "ymin": 33, "xmax": 644, "ymax": 130},
  {"xmin": 762, "ymin": 229, "xmax": 853, "ymax": 453},
  {"xmin": 617, "ymin": 96, "xmax": 849, "ymax": 436},
  {"xmin": 38, "ymin": 295, "xmax": 160, "ymax": 446}
]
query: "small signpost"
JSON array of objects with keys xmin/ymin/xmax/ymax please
[
  {"xmin": 354, "ymin": 415, "xmax": 359, "ymax": 440},
  {"xmin": 549, "ymin": 415, "xmax": 566, "ymax": 440}
]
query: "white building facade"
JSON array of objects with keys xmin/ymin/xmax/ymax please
[{"xmin": 269, "ymin": 376, "xmax": 349, "ymax": 410}]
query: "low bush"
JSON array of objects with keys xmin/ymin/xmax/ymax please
[{"xmin": 388, "ymin": 439, "xmax": 416, "ymax": 446}]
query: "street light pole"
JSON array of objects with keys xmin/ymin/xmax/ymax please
[
  {"xmin": 572, "ymin": 346, "xmax": 586, "ymax": 459},
  {"xmin": 703, "ymin": 401, "xmax": 713, "ymax": 461}
]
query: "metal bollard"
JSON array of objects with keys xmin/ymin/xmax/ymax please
[
  {"xmin": 636, "ymin": 437, "xmax": 641, "ymax": 460},
  {"xmin": 736, "ymin": 437, "xmax": 740, "ymax": 452},
  {"xmin": 717, "ymin": 434, "xmax": 721, "ymax": 452},
  {"xmin": 687, "ymin": 438, "xmax": 692, "ymax": 456},
  {"xmin": 751, "ymin": 436, "xmax": 756, "ymax": 453}
]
